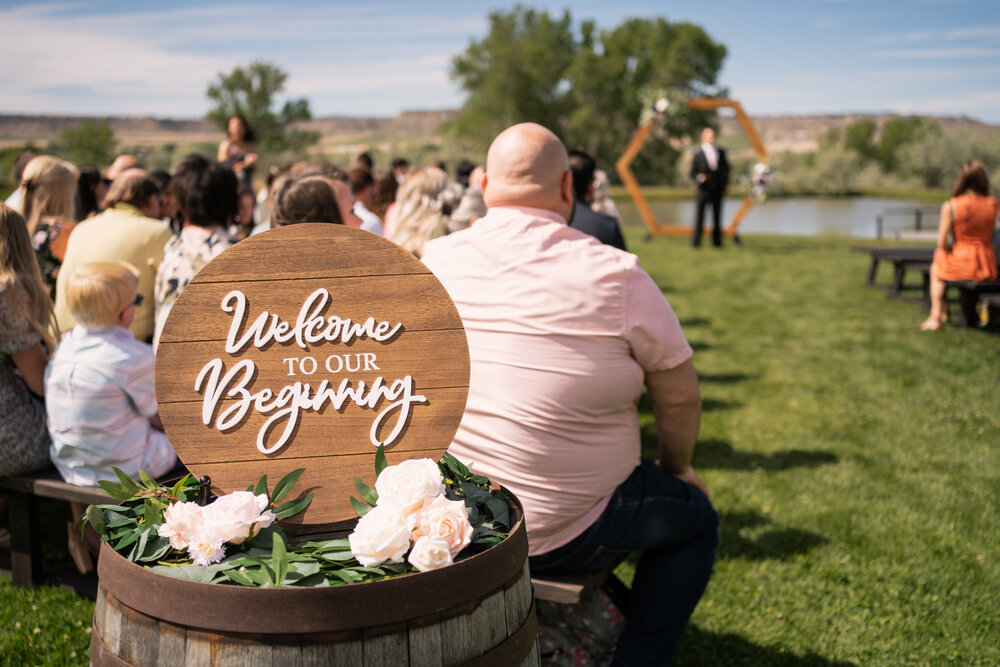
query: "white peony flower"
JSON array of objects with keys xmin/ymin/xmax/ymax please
[
  {"xmin": 186, "ymin": 532, "xmax": 227, "ymax": 566},
  {"xmin": 202, "ymin": 491, "xmax": 276, "ymax": 545},
  {"xmin": 412, "ymin": 495, "xmax": 473, "ymax": 557},
  {"xmin": 407, "ymin": 536, "xmax": 454, "ymax": 572},
  {"xmin": 157, "ymin": 501, "xmax": 205, "ymax": 550},
  {"xmin": 374, "ymin": 458, "xmax": 445, "ymax": 516},
  {"xmin": 348, "ymin": 504, "xmax": 412, "ymax": 567}
]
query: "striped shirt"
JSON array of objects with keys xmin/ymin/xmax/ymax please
[{"xmin": 46, "ymin": 325, "xmax": 176, "ymax": 486}]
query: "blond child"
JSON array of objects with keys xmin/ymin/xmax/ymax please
[{"xmin": 45, "ymin": 261, "xmax": 177, "ymax": 485}]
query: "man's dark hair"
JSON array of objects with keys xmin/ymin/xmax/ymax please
[
  {"xmin": 391, "ymin": 157, "xmax": 409, "ymax": 170},
  {"xmin": 170, "ymin": 154, "xmax": 238, "ymax": 228},
  {"xmin": 455, "ymin": 159, "xmax": 475, "ymax": 188},
  {"xmin": 349, "ymin": 167, "xmax": 374, "ymax": 195},
  {"xmin": 568, "ymin": 148, "xmax": 596, "ymax": 202},
  {"xmin": 354, "ymin": 152, "xmax": 374, "ymax": 171}
]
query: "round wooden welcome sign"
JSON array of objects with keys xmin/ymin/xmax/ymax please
[{"xmin": 155, "ymin": 224, "xmax": 469, "ymax": 527}]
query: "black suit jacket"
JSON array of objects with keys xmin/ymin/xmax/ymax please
[
  {"xmin": 690, "ymin": 146, "xmax": 730, "ymax": 195},
  {"xmin": 569, "ymin": 202, "xmax": 627, "ymax": 251}
]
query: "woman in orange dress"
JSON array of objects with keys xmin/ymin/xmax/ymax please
[{"xmin": 920, "ymin": 160, "xmax": 999, "ymax": 330}]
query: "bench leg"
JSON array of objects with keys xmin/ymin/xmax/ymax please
[
  {"xmin": 867, "ymin": 257, "xmax": 880, "ymax": 286},
  {"xmin": 8, "ymin": 492, "xmax": 43, "ymax": 588},
  {"xmin": 958, "ymin": 289, "xmax": 979, "ymax": 327},
  {"xmin": 602, "ymin": 573, "xmax": 631, "ymax": 618},
  {"xmin": 891, "ymin": 262, "xmax": 905, "ymax": 297}
]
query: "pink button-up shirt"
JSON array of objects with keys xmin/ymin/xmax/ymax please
[{"xmin": 422, "ymin": 206, "xmax": 692, "ymax": 555}]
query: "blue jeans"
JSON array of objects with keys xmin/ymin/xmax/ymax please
[{"xmin": 529, "ymin": 459, "xmax": 718, "ymax": 666}]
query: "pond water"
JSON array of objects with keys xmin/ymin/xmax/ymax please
[{"xmin": 616, "ymin": 197, "xmax": 941, "ymax": 239}]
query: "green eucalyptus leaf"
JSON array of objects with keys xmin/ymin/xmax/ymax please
[
  {"xmin": 318, "ymin": 551, "xmax": 357, "ymax": 562},
  {"xmin": 272, "ymin": 532, "xmax": 288, "ymax": 585},
  {"xmin": 223, "ymin": 569, "xmax": 255, "ymax": 586},
  {"xmin": 375, "ymin": 444, "xmax": 388, "ymax": 476},
  {"xmin": 111, "ymin": 467, "xmax": 143, "ymax": 493},
  {"xmin": 97, "ymin": 480, "xmax": 138, "ymax": 501},
  {"xmin": 271, "ymin": 468, "xmax": 305, "ymax": 504},
  {"xmin": 350, "ymin": 495, "xmax": 373, "ymax": 517},
  {"xmin": 293, "ymin": 573, "xmax": 330, "ymax": 587},
  {"xmin": 138, "ymin": 469, "xmax": 157, "ymax": 489},
  {"xmin": 273, "ymin": 493, "xmax": 313, "ymax": 519},
  {"xmin": 485, "ymin": 497, "xmax": 510, "ymax": 529},
  {"xmin": 353, "ymin": 476, "xmax": 378, "ymax": 505},
  {"xmin": 84, "ymin": 504, "xmax": 106, "ymax": 536},
  {"xmin": 254, "ymin": 475, "xmax": 268, "ymax": 498}
]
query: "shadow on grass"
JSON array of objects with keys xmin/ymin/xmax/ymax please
[
  {"xmin": 689, "ymin": 341, "xmax": 713, "ymax": 352},
  {"xmin": 717, "ymin": 510, "xmax": 827, "ymax": 561},
  {"xmin": 695, "ymin": 439, "xmax": 838, "ymax": 471},
  {"xmin": 680, "ymin": 316, "xmax": 711, "ymax": 328},
  {"xmin": 701, "ymin": 398, "xmax": 742, "ymax": 412},
  {"xmin": 697, "ymin": 371, "xmax": 758, "ymax": 384},
  {"xmin": 675, "ymin": 625, "xmax": 857, "ymax": 666}
]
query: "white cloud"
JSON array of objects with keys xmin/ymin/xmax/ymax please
[
  {"xmin": 871, "ymin": 47, "xmax": 1000, "ymax": 58},
  {"xmin": 866, "ymin": 30, "xmax": 936, "ymax": 45},
  {"xmin": 945, "ymin": 25, "xmax": 1000, "ymax": 41}
]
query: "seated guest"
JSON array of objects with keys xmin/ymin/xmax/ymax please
[
  {"xmin": 0, "ymin": 205, "xmax": 60, "ymax": 476},
  {"xmin": 568, "ymin": 148, "xmax": 627, "ymax": 251},
  {"xmin": 46, "ymin": 261, "xmax": 177, "ymax": 486},
  {"xmin": 422, "ymin": 123, "xmax": 717, "ymax": 666},
  {"xmin": 153, "ymin": 155, "xmax": 238, "ymax": 348},
  {"xmin": 921, "ymin": 160, "xmax": 999, "ymax": 330},
  {"xmin": 54, "ymin": 171, "xmax": 168, "ymax": 342},
  {"xmin": 19, "ymin": 155, "xmax": 80, "ymax": 295},
  {"xmin": 391, "ymin": 167, "xmax": 449, "ymax": 257},
  {"xmin": 447, "ymin": 164, "xmax": 486, "ymax": 233},
  {"xmin": 591, "ymin": 169, "xmax": 620, "ymax": 219},
  {"xmin": 75, "ymin": 166, "xmax": 106, "ymax": 221},
  {"xmin": 4, "ymin": 150, "xmax": 40, "ymax": 211},
  {"xmin": 349, "ymin": 168, "xmax": 383, "ymax": 235},
  {"xmin": 371, "ymin": 169, "xmax": 400, "ymax": 235},
  {"xmin": 270, "ymin": 174, "xmax": 344, "ymax": 227}
]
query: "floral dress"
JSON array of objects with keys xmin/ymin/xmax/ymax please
[
  {"xmin": 0, "ymin": 282, "xmax": 51, "ymax": 475},
  {"xmin": 153, "ymin": 226, "xmax": 236, "ymax": 347}
]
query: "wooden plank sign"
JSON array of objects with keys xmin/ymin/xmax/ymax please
[{"xmin": 155, "ymin": 224, "xmax": 469, "ymax": 526}]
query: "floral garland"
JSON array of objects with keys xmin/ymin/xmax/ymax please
[
  {"xmin": 84, "ymin": 448, "xmax": 511, "ymax": 587},
  {"xmin": 638, "ymin": 86, "xmax": 689, "ymax": 126}
]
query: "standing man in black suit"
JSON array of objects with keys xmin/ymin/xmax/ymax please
[
  {"xmin": 690, "ymin": 127, "xmax": 730, "ymax": 248},
  {"xmin": 568, "ymin": 148, "xmax": 627, "ymax": 251}
]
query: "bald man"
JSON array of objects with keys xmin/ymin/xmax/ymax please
[{"xmin": 422, "ymin": 123, "xmax": 717, "ymax": 665}]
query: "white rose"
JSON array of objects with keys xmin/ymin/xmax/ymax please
[
  {"xmin": 374, "ymin": 458, "xmax": 445, "ymax": 516},
  {"xmin": 157, "ymin": 501, "xmax": 205, "ymax": 550},
  {"xmin": 348, "ymin": 504, "xmax": 412, "ymax": 567},
  {"xmin": 202, "ymin": 491, "xmax": 276, "ymax": 545},
  {"xmin": 412, "ymin": 495, "xmax": 473, "ymax": 557},
  {"xmin": 408, "ymin": 536, "xmax": 454, "ymax": 572}
]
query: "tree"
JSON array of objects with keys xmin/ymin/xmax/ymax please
[
  {"xmin": 206, "ymin": 61, "xmax": 318, "ymax": 157},
  {"xmin": 449, "ymin": 8, "xmax": 576, "ymax": 147},
  {"xmin": 57, "ymin": 120, "xmax": 116, "ymax": 166},
  {"xmin": 448, "ymin": 8, "xmax": 727, "ymax": 183},
  {"xmin": 843, "ymin": 119, "xmax": 877, "ymax": 161},
  {"xmin": 878, "ymin": 117, "xmax": 938, "ymax": 172}
]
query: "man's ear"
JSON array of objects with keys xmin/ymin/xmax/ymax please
[{"xmin": 561, "ymin": 170, "xmax": 574, "ymax": 204}]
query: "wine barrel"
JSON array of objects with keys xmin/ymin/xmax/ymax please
[{"xmin": 90, "ymin": 502, "xmax": 538, "ymax": 667}]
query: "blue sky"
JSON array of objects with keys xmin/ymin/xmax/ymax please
[{"xmin": 2, "ymin": 0, "xmax": 999, "ymax": 122}]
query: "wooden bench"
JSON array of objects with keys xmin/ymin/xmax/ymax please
[
  {"xmin": 943, "ymin": 278, "xmax": 1000, "ymax": 327},
  {"xmin": 0, "ymin": 469, "xmax": 108, "ymax": 588},
  {"xmin": 531, "ymin": 560, "xmax": 631, "ymax": 616},
  {"xmin": 851, "ymin": 246, "xmax": 935, "ymax": 299}
]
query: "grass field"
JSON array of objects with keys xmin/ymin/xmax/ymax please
[{"xmin": 2, "ymin": 232, "xmax": 998, "ymax": 665}]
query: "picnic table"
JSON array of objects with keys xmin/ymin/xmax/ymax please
[{"xmin": 852, "ymin": 246, "xmax": 934, "ymax": 299}]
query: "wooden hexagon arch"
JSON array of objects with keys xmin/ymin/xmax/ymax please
[{"xmin": 615, "ymin": 98, "xmax": 768, "ymax": 240}]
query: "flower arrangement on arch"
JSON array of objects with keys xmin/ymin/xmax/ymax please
[{"xmin": 84, "ymin": 447, "xmax": 512, "ymax": 587}]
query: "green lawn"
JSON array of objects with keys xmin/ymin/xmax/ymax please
[{"xmin": 2, "ymin": 233, "xmax": 998, "ymax": 665}]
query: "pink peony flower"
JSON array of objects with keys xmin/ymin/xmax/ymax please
[
  {"xmin": 186, "ymin": 533, "xmax": 227, "ymax": 566},
  {"xmin": 157, "ymin": 501, "xmax": 205, "ymax": 550},
  {"xmin": 202, "ymin": 491, "xmax": 276, "ymax": 545}
]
